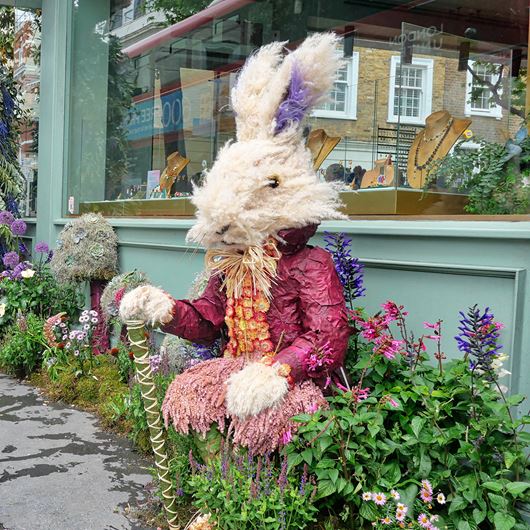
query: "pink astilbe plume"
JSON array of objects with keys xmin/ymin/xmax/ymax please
[
  {"xmin": 162, "ymin": 356, "xmax": 246, "ymax": 435},
  {"xmin": 231, "ymin": 380, "xmax": 328, "ymax": 454}
]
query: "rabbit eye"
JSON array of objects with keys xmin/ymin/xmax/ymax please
[{"xmin": 267, "ymin": 175, "xmax": 280, "ymax": 189}]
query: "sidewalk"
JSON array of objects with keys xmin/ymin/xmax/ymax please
[{"xmin": 0, "ymin": 373, "xmax": 154, "ymax": 530}]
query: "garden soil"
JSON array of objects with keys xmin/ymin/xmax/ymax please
[{"xmin": 0, "ymin": 373, "xmax": 155, "ymax": 530}]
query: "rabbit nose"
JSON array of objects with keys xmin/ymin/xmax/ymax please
[{"xmin": 216, "ymin": 224, "xmax": 231, "ymax": 235}]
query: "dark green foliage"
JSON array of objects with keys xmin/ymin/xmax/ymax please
[
  {"xmin": 0, "ymin": 313, "xmax": 47, "ymax": 376},
  {"xmin": 286, "ymin": 346, "xmax": 530, "ymax": 529},
  {"xmin": 0, "ymin": 265, "xmax": 84, "ymax": 329},
  {"xmin": 426, "ymin": 137, "xmax": 530, "ymax": 215},
  {"xmin": 145, "ymin": 0, "xmax": 209, "ymax": 24},
  {"xmin": 189, "ymin": 450, "xmax": 319, "ymax": 529}
]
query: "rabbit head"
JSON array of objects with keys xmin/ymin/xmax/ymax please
[{"xmin": 187, "ymin": 33, "xmax": 346, "ymax": 249}]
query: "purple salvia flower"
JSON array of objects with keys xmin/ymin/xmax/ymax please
[
  {"xmin": 299, "ymin": 463, "xmax": 308, "ymax": 496},
  {"xmin": 10, "ymin": 219, "xmax": 27, "ymax": 236},
  {"xmin": 455, "ymin": 304, "xmax": 503, "ymax": 373},
  {"xmin": 18, "ymin": 242, "xmax": 28, "ymax": 256},
  {"xmin": 277, "ymin": 454, "xmax": 288, "ymax": 493},
  {"xmin": 2, "ymin": 251, "xmax": 19, "ymax": 269},
  {"xmin": 324, "ymin": 232, "xmax": 365, "ymax": 305},
  {"xmin": 274, "ymin": 62, "xmax": 312, "ymax": 134},
  {"xmin": 45, "ymin": 250, "xmax": 54, "ymax": 264}
]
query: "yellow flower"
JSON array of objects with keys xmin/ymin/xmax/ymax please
[
  {"xmin": 21, "ymin": 269, "xmax": 36, "ymax": 279},
  {"xmin": 463, "ymin": 129, "xmax": 473, "ymax": 139}
]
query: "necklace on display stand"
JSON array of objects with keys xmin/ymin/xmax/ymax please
[{"xmin": 413, "ymin": 117, "xmax": 454, "ymax": 171}]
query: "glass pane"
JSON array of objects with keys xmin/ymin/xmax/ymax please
[{"xmin": 64, "ymin": 0, "xmax": 528, "ymax": 217}]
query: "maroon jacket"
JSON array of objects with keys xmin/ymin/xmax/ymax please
[{"xmin": 162, "ymin": 225, "xmax": 350, "ymax": 384}]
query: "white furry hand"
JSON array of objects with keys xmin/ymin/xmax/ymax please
[
  {"xmin": 119, "ymin": 285, "xmax": 174, "ymax": 327},
  {"xmin": 226, "ymin": 362, "xmax": 289, "ymax": 420}
]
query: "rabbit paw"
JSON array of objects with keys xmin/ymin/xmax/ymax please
[
  {"xmin": 119, "ymin": 285, "xmax": 174, "ymax": 327},
  {"xmin": 226, "ymin": 362, "xmax": 289, "ymax": 419}
]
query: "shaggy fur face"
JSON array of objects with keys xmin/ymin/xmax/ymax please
[
  {"xmin": 187, "ymin": 139, "xmax": 343, "ymax": 248},
  {"xmin": 186, "ymin": 33, "xmax": 345, "ymax": 250}
]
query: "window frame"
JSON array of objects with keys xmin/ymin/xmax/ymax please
[
  {"xmin": 312, "ymin": 51, "xmax": 359, "ymax": 120},
  {"xmin": 464, "ymin": 60, "xmax": 503, "ymax": 120},
  {"xmin": 387, "ymin": 55, "xmax": 433, "ymax": 125}
]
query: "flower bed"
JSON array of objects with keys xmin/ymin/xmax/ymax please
[{"xmin": 0, "ymin": 234, "xmax": 528, "ymax": 529}]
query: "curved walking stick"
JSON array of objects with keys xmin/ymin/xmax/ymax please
[{"xmin": 126, "ymin": 320, "xmax": 178, "ymax": 530}]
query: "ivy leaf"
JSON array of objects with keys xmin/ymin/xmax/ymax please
[
  {"xmin": 411, "ymin": 417, "xmax": 426, "ymax": 438},
  {"xmin": 505, "ymin": 482, "xmax": 530, "ymax": 496},
  {"xmin": 493, "ymin": 512, "xmax": 515, "ymax": 530}
]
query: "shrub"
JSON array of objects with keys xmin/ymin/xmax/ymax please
[
  {"xmin": 189, "ymin": 450, "xmax": 318, "ymax": 529},
  {"xmin": 286, "ymin": 302, "xmax": 530, "ymax": 529},
  {"xmin": 0, "ymin": 263, "xmax": 83, "ymax": 330},
  {"xmin": 0, "ymin": 313, "xmax": 48, "ymax": 376}
]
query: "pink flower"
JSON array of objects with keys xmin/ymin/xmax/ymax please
[
  {"xmin": 380, "ymin": 517, "xmax": 392, "ymax": 525},
  {"xmin": 374, "ymin": 334, "xmax": 404, "ymax": 360},
  {"xmin": 494, "ymin": 321, "xmax": 505, "ymax": 330},
  {"xmin": 418, "ymin": 513, "xmax": 430, "ymax": 528},
  {"xmin": 423, "ymin": 321, "xmax": 440, "ymax": 330},
  {"xmin": 114, "ymin": 287, "xmax": 126, "ymax": 305},
  {"xmin": 354, "ymin": 387, "xmax": 370, "ymax": 403},
  {"xmin": 360, "ymin": 317, "xmax": 387, "ymax": 340},
  {"xmin": 425, "ymin": 334, "xmax": 440, "ymax": 342},
  {"xmin": 388, "ymin": 398, "xmax": 399, "ymax": 408},
  {"xmin": 421, "ymin": 480, "xmax": 433, "ymax": 494},
  {"xmin": 395, "ymin": 509, "xmax": 406, "ymax": 522},
  {"xmin": 336, "ymin": 382, "xmax": 350, "ymax": 392},
  {"xmin": 420, "ymin": 489, "xmax": 433, "ymax": 503},
  {"xmin": 372, "ymin": 492, "xmax": 386, "ymax": 506},
  {"xmin": 307, "ymin": 402, "xmax": 319, "ymax": 414},
  {"xmin": 279, "ymin": 429, "xmax": 292, "ymax": 446},
  {"xmin": 381, "ymin": 300, "xmax": 400, "ymax": 322}
]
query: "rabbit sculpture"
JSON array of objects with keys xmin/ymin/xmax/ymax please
[{"xmin": 120, "ymin": 33, "xmax": 351, "ymax": 454}]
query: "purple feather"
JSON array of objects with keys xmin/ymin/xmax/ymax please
[{"xmin": 274, "ymin": 62, "xmax": 312, "ymax": 134}]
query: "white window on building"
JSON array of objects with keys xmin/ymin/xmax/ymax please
[
  {"xmin": 464, "ymin": 61, "xmax": 503, "ymax": 119},
  {"xmin": 312, "ymin": 51, "xmax": 359, "ymax": 120},
  {"xmin": 122, "ymin": 4, "xmax": 135, "ymax": 25},
  {"xmin": 387, "ymin": 56, "xmax": 433, "ymax": 125}
]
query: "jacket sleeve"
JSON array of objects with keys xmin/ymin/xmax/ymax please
[
  {"xmin": 161, "ymin": 274, "xmax": 226, "ymax": 344},
  {"xmin": 273, "ymin": 247, "xmax": 350, "ymax": 384}
]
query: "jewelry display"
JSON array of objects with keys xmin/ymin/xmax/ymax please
[{"xmin": 407, "ymin": 111, "xmax": 471, "ymax": 189}]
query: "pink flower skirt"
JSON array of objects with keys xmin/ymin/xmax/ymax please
[{"xmin": 161, "ymin": 357, "xmax": 327, "ymax": 454}]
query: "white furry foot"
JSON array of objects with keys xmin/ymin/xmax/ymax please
[
  {"xmin": 226, "ymin": 362, "xmax": 289, "ymax": 419},
  {"xmin": 119, "ymin": 285, "xmax": 174, "ymax": 327}
]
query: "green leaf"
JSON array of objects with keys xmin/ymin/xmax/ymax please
[
  {"xmin": 458, "ymin": 521, "xmax": 471, "ymax": 530},
  {"xmin": 505, "ymin": 481, "xmax": 530, "ymax": 496},
  {"xmin": 411, "ymin": 416, "xmax": 426, "ymax": 438},
  {"xmin": 473, "ymin": 509, "xmax": 486, "ymax": 524},
  {"xmin": 493, "ymin": 513, "xmax": 515, "ymax": 530},
  {"xmin": 504, "ymin": 452, "xmax": 517, "ymax": 469},
  {"xmin": 317, "ymin": 479, "xmax": 336, "ymax": 499},
  {"xmin": 506, "ymin": 394, "xmax": 525, "ymax": 406},
  {"xmin": 483, "ymin": 481, "xmax": 504, "ymax": 492},
  {"xmin": 301, "ymin": 448, "xmax": 313, "ymax": 465},
  {"xmin": 359, "ymin": 501, "xmax": 379, "ymax": 521},
  {"xmin": 328, "ymin": 468, "xmax": 339, "ymax": 484},
  {"xmin": 449, "ymin": 496, "xmax": 468, "ymax": 514}
]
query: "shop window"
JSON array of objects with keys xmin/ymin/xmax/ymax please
[
  {"xmin": 387, "ymin": 56, "xmax": 433, "ymax": 125},
  {"xmin": 464, "ymin": 61, "xmax": 503, "ymax": 119},
  {"xmin": 313, "ymin": 52, "xmax": 359, "ymax": 120}
]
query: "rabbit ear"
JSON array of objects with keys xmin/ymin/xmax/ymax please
[
  {"xmin": 274, "ymin": 33, "xmax": 343, "ymax": 135},
  {"xmin": 230, "ymin": 41, "xmax": 292, "ymax": 141}
]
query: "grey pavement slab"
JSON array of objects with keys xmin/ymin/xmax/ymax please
[{"xmin": 0, "ymin": 373, "xmax": 155, "ymax": 530}]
